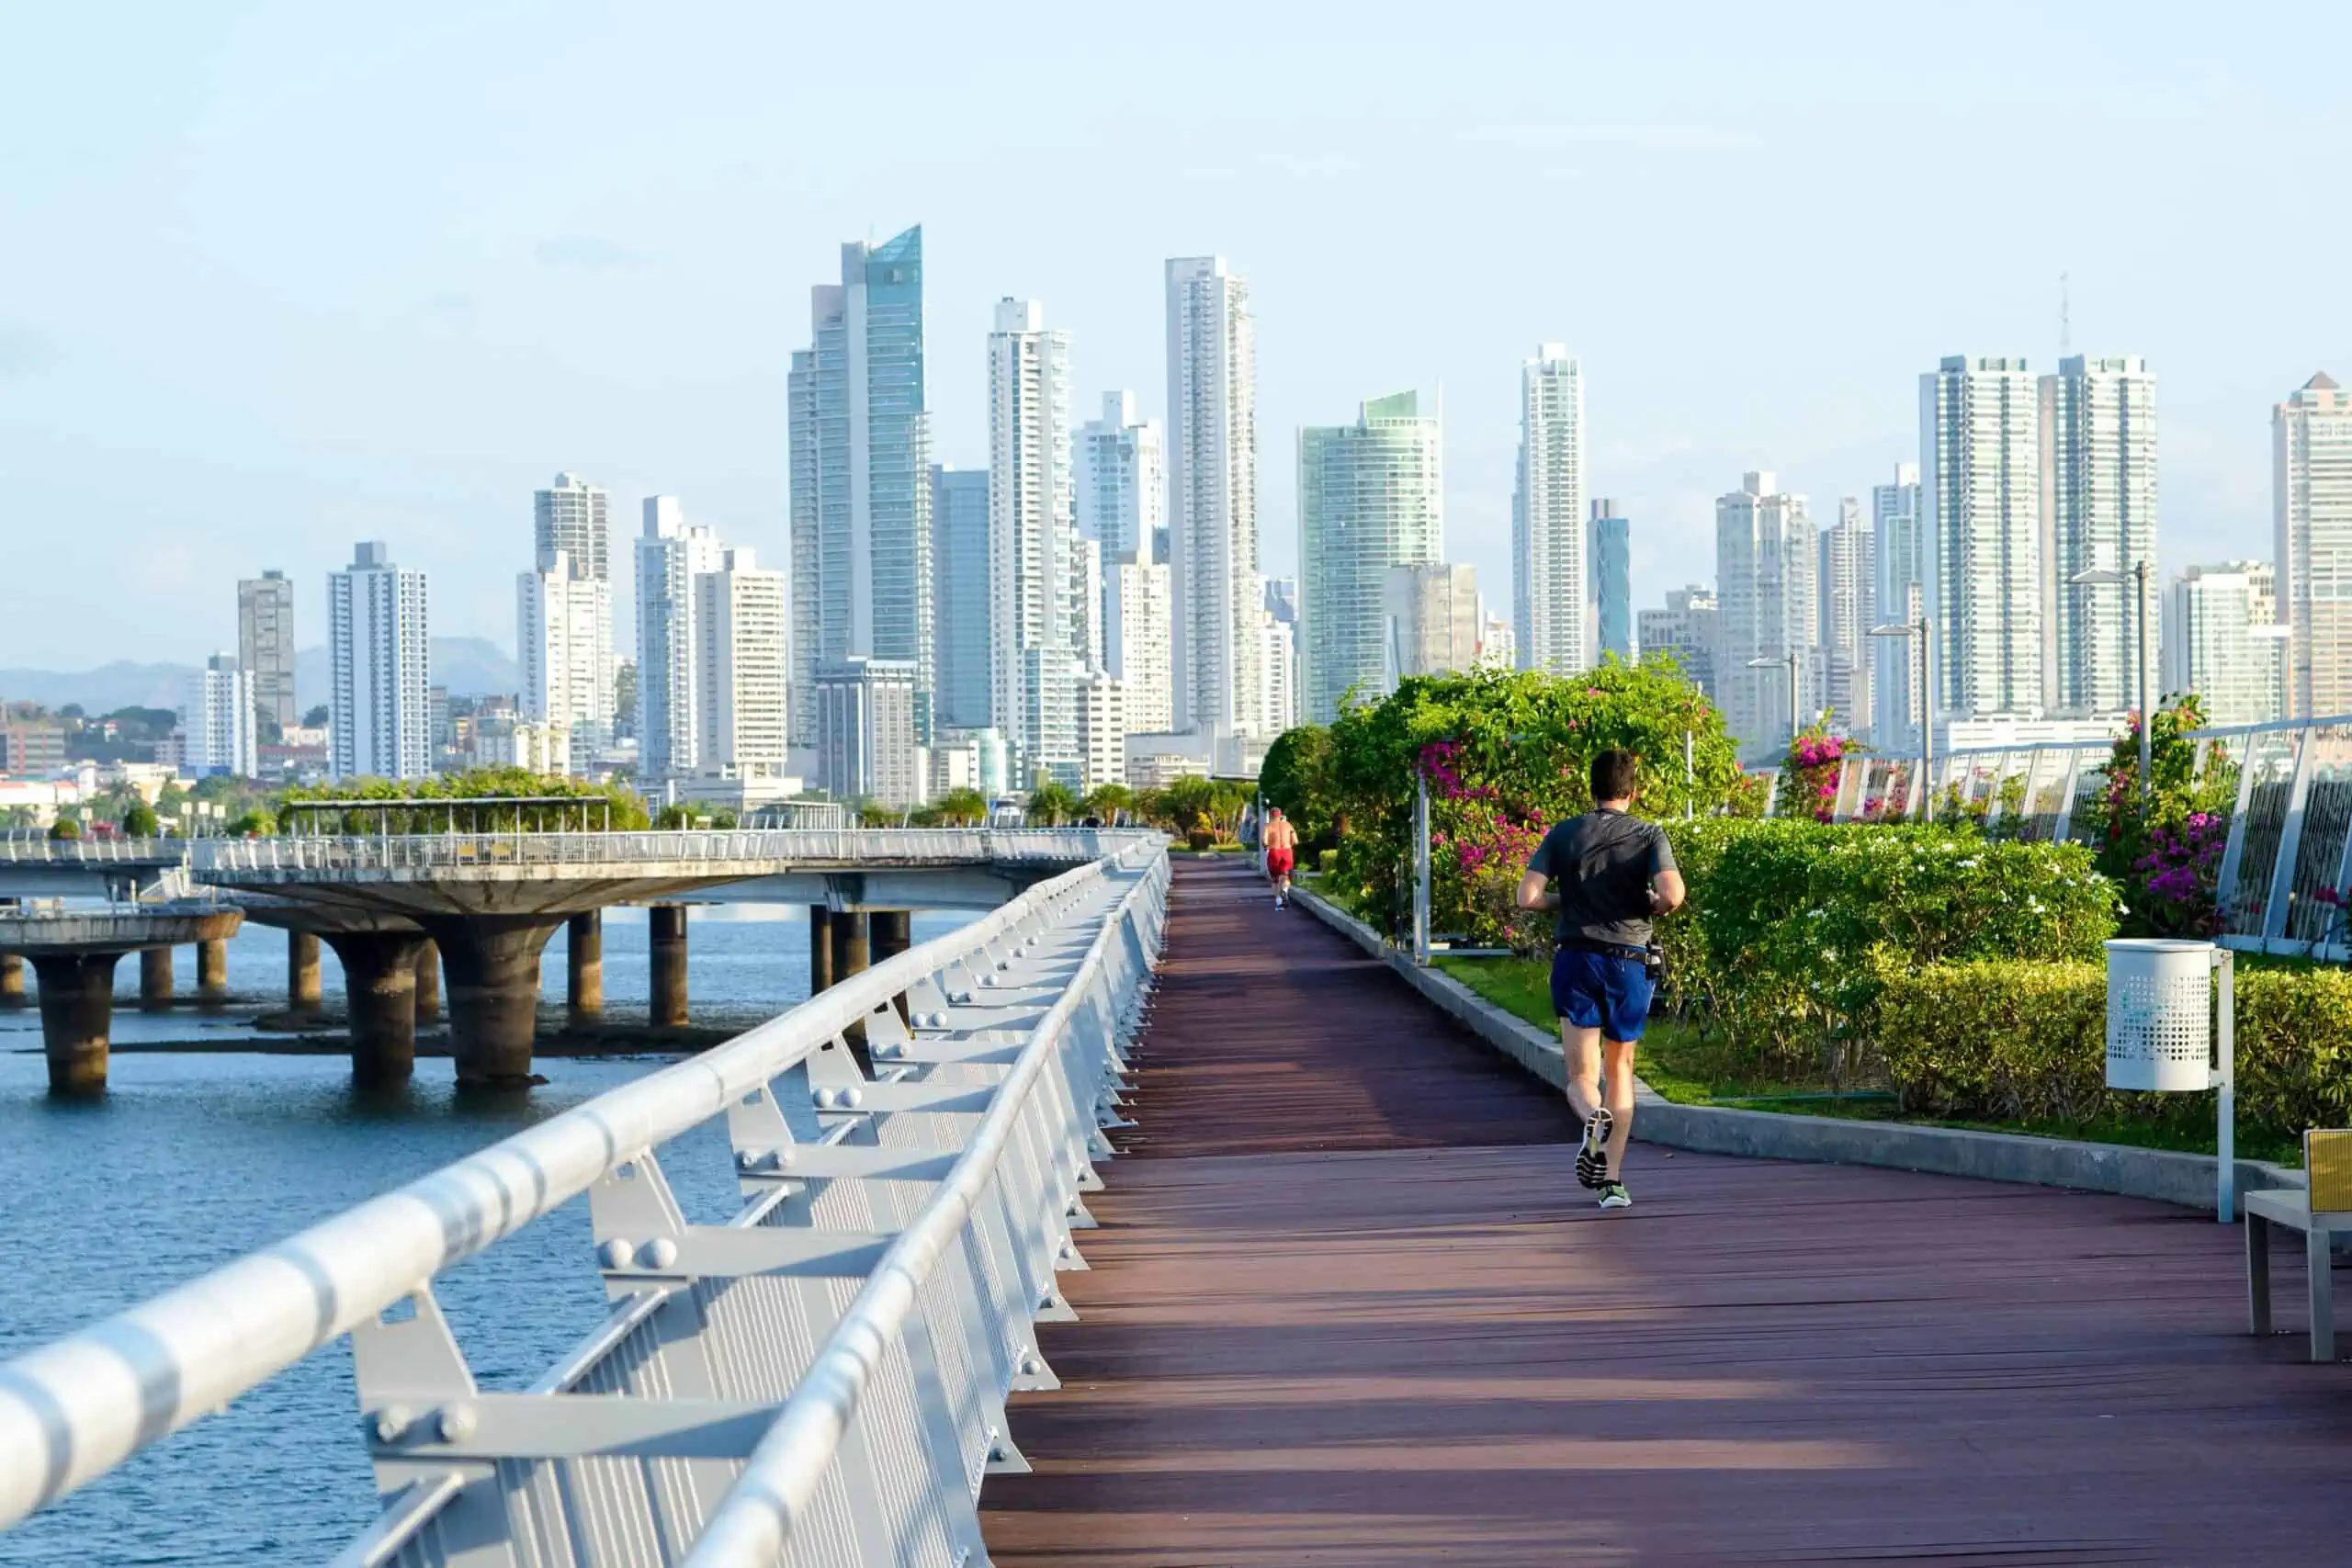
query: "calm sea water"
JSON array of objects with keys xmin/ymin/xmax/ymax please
[{"xmin": 0, "ymin": 905, "xmax": 970, "ymax": 1565}]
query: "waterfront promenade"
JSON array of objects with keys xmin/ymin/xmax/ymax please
[{"xmin": 983, "ymin": 857, "xmax": 2352, "ymax": 1563}]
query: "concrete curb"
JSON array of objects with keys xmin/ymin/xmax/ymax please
[{"xmin": 1290, "ymin": 884, "xmax": 2300, "ymax": 1215}]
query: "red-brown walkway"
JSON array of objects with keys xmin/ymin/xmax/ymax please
[{"xmin": 978, "ymin": 856, "xmax": 2352, "ymax": 1565}]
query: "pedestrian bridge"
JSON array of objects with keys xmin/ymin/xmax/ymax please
[{"xmin": 5, "ymin": 854, "xmax": 2352, "ymax": 1562}]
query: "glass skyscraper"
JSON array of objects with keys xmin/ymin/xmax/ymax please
[
  {"xmin": 1298, "ymin": 391, "xmax": 1443, "ymax": 723},
  {"xmin": 1588, "ymin": 501, "xmax": 1631, "ymax": 662},
  {"xmin": 789, "ymin": 226, "xmax": 934, "ymax": 750},
  {"xmin": 930, "ymin": 465, "xmax": 992, "ymax": 733}
]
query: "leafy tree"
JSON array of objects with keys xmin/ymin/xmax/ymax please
[
  {"xmin": 1325, "ymin": 660, "xmax": 1741, "ymax": 934},
  {"xmin": 119, "ymin": 802, "xmax": 160, "ymax": 838},
  {"xmin": 301, "ymin": 705, "xmax": 329, "ymax": 728},
  {"xmin": 48, "ymin": 817, "xmax": 81, "ymax": 840},
  {"xmin": 1152, "ymin": 774, "xmax": 1247, "ymax": 841},
  {"xmin": 226, "ymin": 808, "xmax": 277, "ymax": 837},
  {"xmin": 154, "ymin": 782, "xmax": 189, "ymax": 818},
  {"xmin": 1257, "ymin": 724, "xmax": 1338, "ymax": 847},
  {"xmin": 932, "ymin": 787, "xmax": 989, "ymax": 827},
  {"xmin": 1025, "ymin": 780, "xmax": 1080, "ymax": 827}
]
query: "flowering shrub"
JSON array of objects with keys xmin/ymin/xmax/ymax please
[
  {"xmin": 1782, "ymin": 727, "xmax": 1858, "ymax": 823},
  {"xmin": 2132, "ymin": 811, "xmax": 2228, "ymax": 937},
  {"xmin": 2091, "ymin": 694, "xmax": 2239, "ymax": 937},
  {"xmin": 1326, "ymin": 661, "xmax": 1746, "ymax": 938}
]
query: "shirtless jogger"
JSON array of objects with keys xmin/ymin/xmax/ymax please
[
  {"xmin": 1515, "ymin": 750, "xmax": 1685, "ymax": 1210},
  {"xmin": 1262, "ymin": 807, "xmax": 1298, "ymax": 909}
]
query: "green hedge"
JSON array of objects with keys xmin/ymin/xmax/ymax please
[
  {"xmin": 1656, "ymin": 819, "xmax": 2119, "ymax": 1079},
  {"xmin": 1878, "ymin": 960, "xmax": 2352, "ymax": 1148}
]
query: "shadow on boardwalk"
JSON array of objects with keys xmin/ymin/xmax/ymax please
[{"xmin": 980, "ymin": 857, "xmax": 2352, "ymax": 1565}]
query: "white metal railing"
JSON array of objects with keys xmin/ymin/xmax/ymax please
[
  {"xmin": 1798, "ymin": 740, "xmax": 2118, "ymax": 836},
  {"xmin": 0, "ymin": 840, "xmax": 1171, "ymax": 1564},
  {"xmin": 193, "ymin": 827, "xmax": 1154, "ymax": 876},
  {"xmin": 0, "ymin": 836, "xmax": 187, "ymax": 864}
]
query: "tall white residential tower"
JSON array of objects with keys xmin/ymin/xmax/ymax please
[
  {"xmin": 987, "ymin": 298, "xmax": 1081, "ymax": 786},
  {"xmin": 1514, "ymin": 345, "xmax": 1586, "ymax": 674},
  {"xmin": 694, "ymin": 548, "xmax": 791, "ymax": 779},
  {"xmin": 2043, "ymin": 355, "xmax": 2158, "ymax": 715},
  {"xmin": 1714, "ymin": 473, "xmax": 1817, "ymax": 760},
  {"xmin": 2275, "ymin": 372, "xmax": 2352, "ymax": 717},
  {"xmin": 327, "ymin": 541, "xmax": 431, "ymax": 781},
  {"xmin": 1165, "ymin": 255, "xmax": 1262, "ymax": 747},
  {"xmin": 1923, "ymin": 356, "xmax": 2042, "ymax": 717},
  {"xmin": 532, "ymin": 473, "xmax": 616, "ymax": 752},
  {"xmin": 633, "ymin": 497, "xmax": 726, "ymax": 778}
]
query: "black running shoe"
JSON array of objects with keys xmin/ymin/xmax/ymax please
[{"xmin": 1575, "ymin": 1107, "xmax": 1614, "ymax": 1190}]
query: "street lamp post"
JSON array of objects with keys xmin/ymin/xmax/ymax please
[
  {"xmin": 1870, "ymin": 615, "xmax": 1936, "ymax": 818},
  {"xmin": 2070, "ymin": 560, "xmax": 2154, "ymax": 806}
]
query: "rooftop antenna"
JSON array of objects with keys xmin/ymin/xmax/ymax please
[{"xmin": 2059, "ymin": 272, "xmax": 2072, "ymax": 356}]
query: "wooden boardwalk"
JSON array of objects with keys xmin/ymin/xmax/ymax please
[{"xmin": 979, "ymin": 857, "xmax": 2352, "ymax": 1565}]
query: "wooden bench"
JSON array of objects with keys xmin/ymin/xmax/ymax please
[{"xmin": 2245, "ymin": 1129, "xmax": 2352, "ymax": 1361}]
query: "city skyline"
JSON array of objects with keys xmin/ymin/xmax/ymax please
[{"xmin": 10, "ymin": 6, "xmax": 2336, "ymax": 672}]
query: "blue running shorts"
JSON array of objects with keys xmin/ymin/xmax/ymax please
[{"xmin": 1549, "ymin": 946, "xmax": 1656, "ymax": 1042}]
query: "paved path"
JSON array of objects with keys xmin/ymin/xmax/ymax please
[{"xmin": 979, "ymin": 856, "xmax": 2352, "ymax": 1565}]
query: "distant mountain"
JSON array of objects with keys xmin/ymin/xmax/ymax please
[
  {"xmin": 292, "ymin": 637, "xmax": 518, "ymax": 709},
  {"xmin": 4, "ymin": 637, "xmax": 520, "ymax": 716},
  {"xmin": 0, "ymin": 661, "xmax": 202, "ymax": 713}
]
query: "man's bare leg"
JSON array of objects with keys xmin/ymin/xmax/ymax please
[
  {"xmin": 1557, "ymin": 1021, "xmax": 1603, "ymax": 1122},
  {"xmin": 1600, "ymin": 1038, "xmax": 1638, "ymax": 1179}
]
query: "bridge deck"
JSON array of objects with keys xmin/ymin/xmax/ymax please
[{"xmin": 980, "ymin": 857, "xmax": 2352, "ymax": 1564}]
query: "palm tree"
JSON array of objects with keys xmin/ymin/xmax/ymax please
[
  {"xmin": 933, "ymin": 787, "xmax": 989, "ymax": 827},
  {"xmin": 1025, "ymin": 779, "xmax": 1080, "ymax": 827},
  {"xmin": 1082, "ymin": 783, "xmax": 1136, "ymax": 824}
]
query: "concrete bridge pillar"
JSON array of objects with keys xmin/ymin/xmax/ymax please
[
  {"xmin": 29, "ymin": 952, "xmax": 123, "ymax": 1095},
  {"xmin": 413, "ymin": 940, "xmax": 442, "ymax": 1021},
  {"xmin": 870, "ymin": 909, "xmax": 912, "ymax": 1021},
  {"xmin": 808, "ymin": 906, "xmax": 834, "ymax": 993},
  {"xmin": 567, "ymin": 910, "xmax": 604, "ymax": 1022},
  {"xmin": 649, "ymin": 904, "xmax": 688, "ymax": 1029},
  {"xmin": 0, "ymin": 952, "xmax": 21, "ymax": 1007},
  {"xmin": 139, "ymin": 946, "xmax": 175, "ymax": 1010},
  {"xmin": 831, "ymin": 909, "xmax": 871, "ymax": 1045},
  {"xmin": 288, "ymin": 931, "xmax": 322, "ymax": 1015},
  {"xmin": 196, "ymin": 938, "xmax": 230, "ymax": 1001},
  {"xmin": 324, "ymin": 931, "xmax": 428, "ymax": 1084},
  {"xmin": 418, "ymin": 918, "xmax": 560, "ymax": 1087}
]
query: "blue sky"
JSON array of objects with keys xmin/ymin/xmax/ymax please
[{"xmin": 3, "ymin": 1, "xmax": 2342, "ymax": 667}]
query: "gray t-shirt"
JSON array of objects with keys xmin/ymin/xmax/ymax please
[{"xmin": 1525, "ymin": 808, "xmax": 1676, "ymax": 949}]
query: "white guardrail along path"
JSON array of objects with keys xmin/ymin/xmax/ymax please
[
  {"xmin": 0, "ymin": 840, "xmax": 1171, "ymax": 1566},
  {"xmin": 196, "ymin": 828, "xmax": 1148, "ymax": 875}
]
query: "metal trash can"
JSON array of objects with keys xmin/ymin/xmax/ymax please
[{"xmin": 2105, "ymin": 938, "xmax": 2216, "ymax": 1092}]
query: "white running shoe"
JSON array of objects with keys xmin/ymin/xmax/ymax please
[{"xmin": 1575, "ymin": 1107, "xmax": 1614, "ymax": 1190}]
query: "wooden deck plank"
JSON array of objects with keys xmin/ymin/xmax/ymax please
[{"xmin": 980, "ymin": 857, "xmax": 2352, "ymax": 1564}]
